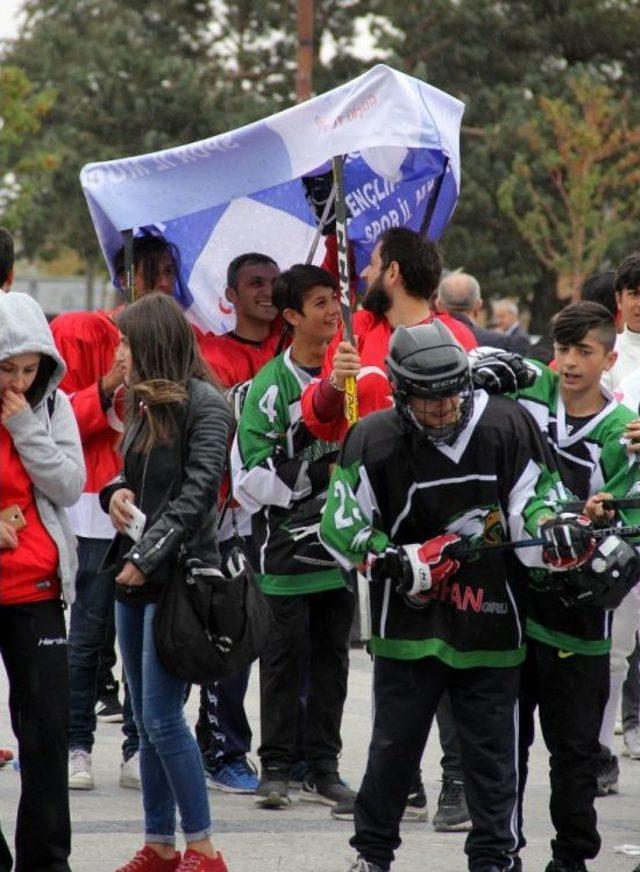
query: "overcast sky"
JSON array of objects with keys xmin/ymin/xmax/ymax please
[{"xmin": 0, "ymin": 0, "xmax": 22, "ymax": 41}]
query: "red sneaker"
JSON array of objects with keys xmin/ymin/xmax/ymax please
[
  {"xmin": 0, "ymin": 750, "xmax": 14, "ymax": 768},
  {"xmin": 177, "ymin": 850, "xmax": 228, "ymax": 872},
  {"xmin": 115, "ymin": 845, "xmax": 181, "ymax": 872}
]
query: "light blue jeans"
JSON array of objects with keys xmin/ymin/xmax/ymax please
[{"xmin": 116, "ymin": 600, "xmax": 212, "ymax": 844}]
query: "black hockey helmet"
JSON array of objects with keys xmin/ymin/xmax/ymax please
[
  {"xmin": 556, "ymin": 535, "xmax": 640, "ymax": 610},
  {"xmin": 386, "ymin": 321, "xmax": 474, "ymax": 445}
]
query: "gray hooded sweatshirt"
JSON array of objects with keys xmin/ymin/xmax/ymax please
[{"xmin": 0, "ymin": 293, "xmax": 85, "ymax": 604}]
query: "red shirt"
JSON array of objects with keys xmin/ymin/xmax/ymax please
[
  {"xmin": 0, "ymin": 426, "xmax": 60, "ymax": 605},
  {"xmin": 198, "ymin": 321, "xmax": 286, "ymax": 389},
  {"xmin": 301, "ymin": 309, "xmax": 477, "ymax": 443}
]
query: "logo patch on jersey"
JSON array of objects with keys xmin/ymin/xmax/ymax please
[{"xmin": 445, "ymin": 505, "xmax": 505, "ymax": 556}]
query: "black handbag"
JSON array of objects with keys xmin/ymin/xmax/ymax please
[
  {"xmin": 153, "ymin": 546, "xmax": 272, "ymax": 684},
  {"xmin": 152, "ymin": 396, "xmax": 272, "ymax": 683}
]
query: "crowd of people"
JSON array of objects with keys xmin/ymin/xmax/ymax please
[{"xmin": 1, "ymin": 217, "xmax": 640, "ymax": 872}]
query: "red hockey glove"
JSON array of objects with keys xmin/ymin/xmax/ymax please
[
  {"xmin": 540, "ymin": 513, "xmax": 596, "ymax": 571},
  {"xmin": 396, "ymin": 534, "xmax": 462, "ymax": 605}
]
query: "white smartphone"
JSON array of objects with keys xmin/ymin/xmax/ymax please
[{"xmin": 123, "ymin": 500, "xmax": 146, "ymax": 543}]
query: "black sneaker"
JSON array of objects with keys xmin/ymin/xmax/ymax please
[
  {"xmin": 404, "ymin": 780, "xmax": 428, "ymax": 822},
  {"xmin": 289, "ymin": 759, "xmax": 309, "ymax": 789},
  {"xmin": 301, "ymin": 772, "xmax": 356, "ymax": 806},
  {"xmin": 331, "ymin": 782, "xmax": 428, "ymax": 822},
  {"xmin": 95, "ymin": 694, "xmax": 124, "ymax": 723},
  {"xmin": 596, "ymin": 754, "xmax": 619, "ymax": 796},
  {"xmin": 544, "ymin": 860, "xmax": 588, "ymax": 871},
  {"xmin": 432, "ymin": 776, "xmax": 472, "ymax": 831},
  {"xmin": 255, "ymin": 766, "xmax": 291, "ymax": 809}
]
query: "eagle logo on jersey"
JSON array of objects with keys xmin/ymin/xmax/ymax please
[{"xmin": 444, "ymin": 505, "xmax": 505, "ymax": 557}]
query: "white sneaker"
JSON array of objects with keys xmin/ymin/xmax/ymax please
[
  {"xmin": 623, "ymin": 727, "xmax": 640, "ymax": 759},
  {"xmin": 68, "ymin": 749, "xmax": 94, "ymax": 790},
  {"xmin": 119, "ymin": 751, "xmax": 141, "ymax": 789}
]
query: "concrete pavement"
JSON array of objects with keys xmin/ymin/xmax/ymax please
[{"xmin": 0, "ymin": 649, "xmax": 639, "ymax": 871}]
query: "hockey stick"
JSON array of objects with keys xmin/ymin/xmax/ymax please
[
  {"xmin": 332, "ymin": 155, "xmax": 369, "ymax": 640},
  {"xmin": 418, "ymin": 157, "xmax": 449, "ymax": 239},
  {"xmin": 331, "ymin": 155, "xmax": 359, "ymax": 428},
  {"xmin": 450, "ymin": 523, "xmax": 640, "ymax": 560},
  {"xmin": 305, "ymin": 184, "xmax": 336, "ymax": 265}
]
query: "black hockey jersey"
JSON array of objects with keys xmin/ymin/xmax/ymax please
[{"xmin": 320, "ymin": 392, "xmax": 563, "ymax": 668}]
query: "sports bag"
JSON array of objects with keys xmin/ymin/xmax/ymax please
[{"xmin": 153, "ymin": 545, "xmax": 272, "ymax": 684}]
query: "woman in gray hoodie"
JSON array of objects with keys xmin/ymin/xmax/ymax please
[{"xmin": 0, "ymin": 292, "xmax": 85, "ymax": 872}]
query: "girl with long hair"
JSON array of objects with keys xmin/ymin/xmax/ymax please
[{"xmin": 100, "ymin": 294, "xmax": 232, "ymax": 872}]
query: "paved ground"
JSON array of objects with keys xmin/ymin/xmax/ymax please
[{"xmin": 0, "ymin": 649, "xmax": 639, "ymax": 871}]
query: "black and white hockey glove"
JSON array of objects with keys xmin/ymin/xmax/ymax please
[
  {"xmin": 540, "ymin": 513, "xmax": 596, "ymax": 571},
  {"xmin": 557, "ymin": 535, "xmax": 640, "ymax": 610},
  {"xmin": 470, "ymin": 349, "xmax": 536, "ymax": 394},
  {"xmin": 371, "ymin": 535, "xmax": 462, "ymax": 606}
]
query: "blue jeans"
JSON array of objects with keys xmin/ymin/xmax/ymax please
[
  {"xmin": 68, "ymin": 537, "xmax": 139, "ymax": 755},
  {"xmin": 116, "ymin": 600, "xmax": 212, "ymax": 843}
]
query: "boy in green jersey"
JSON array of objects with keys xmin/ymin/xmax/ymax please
[
  {"xmin": 231, "ymin": 264, "xmax": 355, "ymax": 810},
  {"xmin": 496, "ymin": 302, "xmax": 640, "ymax": 871}
]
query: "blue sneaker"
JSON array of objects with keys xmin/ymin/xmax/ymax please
[{"xmin": 205, "ymin": 757, "xmax": 259, "ymax": 794}]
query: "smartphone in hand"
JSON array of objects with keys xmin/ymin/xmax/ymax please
[{"xmin": 0, "ymin": 505, "xmax": 27, "ymax": 531}]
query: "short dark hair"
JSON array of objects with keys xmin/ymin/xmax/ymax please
[
  {"xmin": 113, "ymin": 235, "xmax": 179, "ymax": 291},
  {"xmin": 614, "ymin": 253, "xmax": 640, "ymax": 295},
  {"xmin": 581, "ymin": 271, "xmax": 617, "ymax": 317},
  {"xmin": 272, "ymin": 264, "xmax": 337, "ymax": 315},
  {"xmin": 0, "ymin": 227, "xmax": 15, "ymax": 287},
  {"xmin": 226, "ymin": 253, "xmax": 278, "ymax": 289},
  {"xmin": 378, "ymin": 228, "xmax": 442, "ymax": 299},
  {"xmin": 552, "ymin": 301, "xmax": 616, "ymax": 351}
]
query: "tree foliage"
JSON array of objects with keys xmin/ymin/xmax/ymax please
[
  {"xmin": 499, "ymin": 72, "xmax": 640, "ymax": 300},
  {"xmin": 0, "ymin": 64, "xmax": 57, "ymax": 233}
]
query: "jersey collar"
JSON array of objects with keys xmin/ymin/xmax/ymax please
[{"xmin": 555, "ymin": 385, "xmax": 617, "ymax": 446}]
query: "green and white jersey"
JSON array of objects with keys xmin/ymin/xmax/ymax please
[
  {"xmin": 320, "ymin": 393, "xmax": 564, "ymax": 668},
  {"xmin": 231, "ymin": 348, "xmax": 344, "ymax": 596},
  {"xmin": 514, "ymin": 363, "xmax": 640, "ymax": 654}
]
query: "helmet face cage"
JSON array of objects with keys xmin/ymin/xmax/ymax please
[{"xmin": 390, "ymin": 367, "xmax": 475, "ymax": 446}]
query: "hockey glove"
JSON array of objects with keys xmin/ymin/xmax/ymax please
[
  {"xmin": 540, "ymin": 513, "xmax": 596, "ymax": 571},
  {"xmin": 470, "ymin": 349, "xmax": 536, "ymax": 394},
  {"xmin": 391, "ymin": 534, "xmax": 462, "ymax": 606},
  {"xmin": 226, "ymin": 379, "xmax": 252, "ymax": 423}
]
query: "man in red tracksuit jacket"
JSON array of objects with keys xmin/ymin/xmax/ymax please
[
  {"xmin": 52, "ymin": 235, "xmax": 177, "ymax": 791},
  {"xmin": 302, "ymin": 227, "xmax": 476, "ymax": 443}
]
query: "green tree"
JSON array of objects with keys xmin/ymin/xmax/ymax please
[
  {"xmin": 498, "ymin": 72, "xmax": 640, "ymax": 301},
  {"xmin": 0, "ymin": 64, "xmax": 57, "ymax": 233}
]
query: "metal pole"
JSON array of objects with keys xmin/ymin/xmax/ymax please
[{"xmin": 295, "ymin": 0, "xmax": 314, "ymax": 103}]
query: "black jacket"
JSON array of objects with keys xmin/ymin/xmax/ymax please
[
  {"xmin": 100, "ymin": 378, "xmax": 232, "ymax": 601},
  {"xmin": 452, "ymin": 312, "xmax": 530, "ymax": 354}
]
